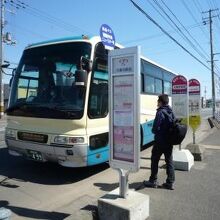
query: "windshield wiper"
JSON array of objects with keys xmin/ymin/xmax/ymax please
[
  {"xmin": 32, "ymin": 105, "xmax": 78, "ymax": 117},
  {"xmin": 6, "ymin": 103, "xmax": 79, "ymax": 118}
]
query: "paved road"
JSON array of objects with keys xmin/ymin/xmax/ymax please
[
  {"xmin": 0, "ymin": 108, "xmax": 216, "ymax": 219},
  {"xmin": 0, "ymin": 145, "xmax": 109, "ymax": 219},
  {"xmin": 138, "ymin": 140, "xmax": 220, "ymax": 220}
]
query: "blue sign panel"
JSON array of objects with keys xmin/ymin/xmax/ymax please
[{"xmin": 100, "ymin": 24, "xmax": 115, "ymax": 50}]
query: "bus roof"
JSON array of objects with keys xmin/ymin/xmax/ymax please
[
  {"xmin": 26, "ymin": 35, "xmax": 178, "ymax": 76},
  {"xmin": 26, "ymin": 35, "xmax": 94, "ymax": 49},
  {"xmin": 26, "ymin": 35, "xmax": 122, "ymax": 50}
]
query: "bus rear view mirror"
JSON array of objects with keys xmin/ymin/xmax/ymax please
[
  {"xmin": 81, "ymin": 56, "xmax": 92, "ymax": 73},
  {"xmin": 75, "ymin": 69, "xmax": 88, "ymax": 86},
  {"xmin": 9, "ymin": 68, "xmax": 16, "ymax": 87},
  {"xmin": 74, "ymin": 56, "xmax": 92, "ymax": 86}
]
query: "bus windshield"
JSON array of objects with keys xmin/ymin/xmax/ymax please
[{"xmin": 8, "ymin": 42, "xmax": 92, "ymax": 119}]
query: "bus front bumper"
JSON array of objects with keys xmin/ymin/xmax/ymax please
[{"xmin": 5, "ymin": 138, "xmax": 88, "ymax": 167}]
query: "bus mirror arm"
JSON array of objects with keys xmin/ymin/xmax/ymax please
[
  {"xmin": 80, "ymin": 56, "xmax": 92, "ymax": 73},
  {"xmin": 9, "ymin": 68, "xmax": 16, "ymax": 87},
  {"xmin": 74, "ymin": 56, "xmax": 92, "ymax": 86}
]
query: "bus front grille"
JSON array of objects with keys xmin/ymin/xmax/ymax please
[{"xmin": 17, "ymin": 132, "xmax": 48, "ymax": 143}]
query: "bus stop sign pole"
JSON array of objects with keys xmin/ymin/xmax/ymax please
[
  {"xmin": 108, "ymin": 46, "xmax": 141, "ymax": 199},
  {"xmin": 118, "ymin": 169, "xmax": 129, "ymax": 198}
]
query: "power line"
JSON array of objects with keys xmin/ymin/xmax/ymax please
[
  {"xmin": 182, "ymin": 0, "xmax": 209, "ymax": 41},
  {"xmin": 5, "ymin": 0, "xmax": 92, "ymax": 35},
  {"xmin": 210, "ymin": 0, "xmax": 218, "ymax": 9},
  {"xmin": 7, "ymin": 22, "xmax": 49, "ymax": 39},
  {"xmin": 192, "ymin": 0, "xmax": 203, "ymax": 13},
  {"xmin": 182, "ymin": 0, "xmax": 220, "ymax": 73},
  {"xmin": 159, "ymin": 0, "xmax": 210, "ymax": 61},
  {"xmin": 151, "ymin": 0, "xmax": 210, "ymax": 62},
  {"xmin": 121, "ymin": 23, "xmax": 202, "ymax": 45},
  {"xmin": 206, "ymin": 0, "xmax": 214, "ymax": 9},
  {"xmin": 147, "ymin": 0, "xmax": 177, "ymax": 32},
  {"xmin": 129, "ymin": 0, "xmax": 211, "ymax": 71}
]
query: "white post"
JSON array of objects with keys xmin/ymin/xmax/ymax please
[{"xmin": 118, "ymin": 169, "xmax": 129, "ymax": 198}]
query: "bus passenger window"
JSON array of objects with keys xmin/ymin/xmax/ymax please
[
  {"xmin": 155, "ymin": 78, "xmax": 162, "ymax": 94},
  {"xmin": 164, "ymin": 81, "xmax": 171, "ymax": 95},
  {"xmin": 144, "ymin": 75, "xmax": 154, "ymax": 93}
]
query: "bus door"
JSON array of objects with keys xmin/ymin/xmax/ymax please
[{"xmin": 86, "ymin": 55, "xmax": 109, "ymax": 165}]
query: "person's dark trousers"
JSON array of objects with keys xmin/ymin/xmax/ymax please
[{"xmin": 149, "ymin": 143, "xmax": 175, "ymax": 184}]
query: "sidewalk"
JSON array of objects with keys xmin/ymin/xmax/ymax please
[
  {"xmin": 1, "ymin": 115, "xmax": 219, "ymax": 220},
  {"xmin": 64, "ymin": 117, "xmax": 220, "ymax": 219},
  {"xmin": 137, "ymin": 127, "xmax": 220, "ymax": 220},
  {"xmin": 128, "ymin": 118, "xmax": 220, "ymax": 220}
]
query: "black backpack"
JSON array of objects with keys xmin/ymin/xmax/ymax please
[{"xmin": 162, "ymin": 110, "xmax": 187, "ymax": 145}]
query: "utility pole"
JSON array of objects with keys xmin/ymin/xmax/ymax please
[
  {"xmin": 0, "ymin": 0, "xmax": 17, "ymax": 119},
  {"xmin": 203, "ymin": 9, "xmax": 219, "ymax": 118},
  {"xmin": 0, "ymin": 0, "xmax": 4, "ymax": 118},
  {"xmin": 209, "ymin": 9, "xmax": 215, "ymax": 118}
]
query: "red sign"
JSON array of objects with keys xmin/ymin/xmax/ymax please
[
  {"xmin": 172, "ymin": 75, "xmax": 187, "ymax": 94},
  {"xmin": 189, "ymin": 79, "xmax": 200, "ymax": 95}
]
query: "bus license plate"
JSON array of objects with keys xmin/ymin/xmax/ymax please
[{"xmin": 27, "ymin": 150, "xmax": 43, "ymax": 161}]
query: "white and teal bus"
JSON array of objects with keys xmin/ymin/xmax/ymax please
[{"xmin": 5, "ymin": 35, "xmax": 176, "ymax": 167}]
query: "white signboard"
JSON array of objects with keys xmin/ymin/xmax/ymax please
[
  {"xmin": 109, "ymin": 46, "xmax": 140, "ymax": 172},
  {"xmin": 172, "ymin": 75, "xmax": 189, "ymax": 125},
  {"xmin": 189, "ymin": 79, "xmax": 201, "ymax": 131}
]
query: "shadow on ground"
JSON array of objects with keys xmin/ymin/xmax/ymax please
[
  {"xmin": 0, "ymin": 200, "xmax": 69, "ymax": 220},
  {"xmin": 0, "ymin": 147, "xmax": 109, "ymax": 185}
]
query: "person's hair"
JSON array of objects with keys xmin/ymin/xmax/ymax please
[{"xmin": 158, "ymin": 94, "xmax": 169, "ymax": 105}]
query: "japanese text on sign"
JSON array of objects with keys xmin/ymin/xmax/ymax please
[{"xmin": 113, "ymin": 56, "xmax": 134, "ymax": 74}]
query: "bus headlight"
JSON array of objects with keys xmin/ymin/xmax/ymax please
[
  {"xmin": 54, "ymin": 136, "xmax": 69, "ymax": 144},
  {"xmin": 5, "ymin": 128, "xmax": 16, "ymax": 138},
  {"xmin": 53, "ymin": 136, "xmax": 85, "ymax": 145}
]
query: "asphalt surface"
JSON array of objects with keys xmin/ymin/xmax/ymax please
[
  {"xmin": 138, "ymin": 134, "xmax": 220, "ymax": 220},
  {"xmin": 64, "ymin": 112, "xmax": 220, "ymax": 220},
  {"xmin": 0, "ymin": 112, "xmax": 220, "ymax": 220}
]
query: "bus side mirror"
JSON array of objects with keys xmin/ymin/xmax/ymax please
[
  {"xmin": 9, "ymin": 77, "xmax": 13, "ymax": 87},
  {"xmin": 74, "ymin": 56, "xmax": 92, "ymax": 86},
  {"xmin": 75, "ymin": 69, "xmax": 87, "ymax": 86},
  {"xmin": 81, "ymin": 56, "xmax": 92, "ymax": 73},
  {"xmin": 9, "ymin": 68, "xmax": 16, "ymax": 87}
]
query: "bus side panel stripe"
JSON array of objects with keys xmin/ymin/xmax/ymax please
[
  {"xmin": 141, "ymin": 120, "xmax": 154, "ymax": 145},
  {"xmin": 87, "ymin": 146, "xmax": 109, "ymax": 166}
]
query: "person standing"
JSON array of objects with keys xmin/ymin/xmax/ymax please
[{"xmin": 144, "ymin": 94, "xmax": 175, "ymax": 190}]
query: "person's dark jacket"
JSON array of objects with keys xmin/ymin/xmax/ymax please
[{"xmin": 152, "ymin": 105, "xmax": 175, "ymax": 145}]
